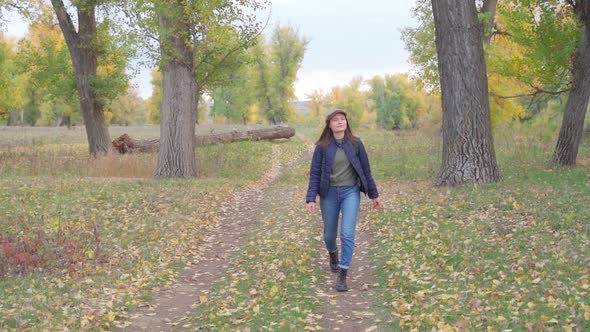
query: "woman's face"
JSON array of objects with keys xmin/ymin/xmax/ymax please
[{"xmin": 329, "ymin": 114, "xmax": 347, "ymax": 134}]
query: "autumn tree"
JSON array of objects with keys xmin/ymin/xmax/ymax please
[
  {"xmin": 325, "ymin": 77, "xmax": 366, "ymax": 128},
  {"xmin": 495, "ymin": 1, "xmax": 590, "ymax": 166},
  {"xmin": 251, "ymin": 35, "xmax": 278, "ymax": 124},
  {"xmin": 306, "ymin": 89, "xmax": 327, "ymax": 123},
  {"xmin": 210, "ymin": 70, "xmax": 256, "ymax": 125},
  {"xmin": 209, "ymin": 47, "xmax": 257, "ymax": 124},
  {"xmin": 547, "ymin": 1, "xmax": 590, "ymax": 167},
  {"xmin": 16, "ymin": 10, "xmax": 79, "ymax": 126},
  {"xmin": 253, "ymin": 25, "xmax": 308, "ymax": 124},
  {"xmin": 402, "ymin": 0, "xmax": 526, "ymax": 124},
  {"xmin": 400, "ymin": 0, "xmax": 439, "ymax": 92},
  {"xmin": 431, "ymin": 0, "xmax": 500, "ymax": 185},
  {"xmin": 47, "ymin": 0, "xmax": 129, "ymax": 156},
  {"xmin": 106, "ymin": 87, "xmax": 147, "ymax": 126},
  {"xmin": 124, "ymin": 0, "xmax": 267, "ymax": 177},
  {"xmin": 367, "ymin": 74, "xmax": 427, "ymax": 130},
  {"xmin": 147, "ymin": 68, "xmax": 162, "ymax": 124},
  {"xmin": 0, "ymin": 35, "xmax": 26, "ymax": 124}
]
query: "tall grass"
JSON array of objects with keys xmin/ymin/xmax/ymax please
[
  {"xmin": 0, "ymin": 125, "xmax": 271, "ymax": 179},
  {"xmin": 355, "ymin": 123, "xmax": 589, "ymax": 182}
]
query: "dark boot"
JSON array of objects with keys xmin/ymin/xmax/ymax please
[
  {"xmin": 336, "ymin": 268, "xmax": 348, "ymax": 292},
  {"xmin": 328, "ymin": 251, "xmax": 339, "ymax": 273}
]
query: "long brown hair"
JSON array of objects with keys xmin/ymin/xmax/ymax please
[{"xmin": 316, "ymin": 110, "xmax": 358, "ymax": 147}]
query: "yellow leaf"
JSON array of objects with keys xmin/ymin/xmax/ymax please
[
  {"xmin": 104, "ymin": 310, "xmax": 116, "ymax": 322},
  {"xmin": 199, "ymin": 295, "xmax": 208, "ymax": 303},
  {"xmin": 269, "ymin": 285, "xmax": 279, "ymax": 297},
  {"xmin": 397, "ymin": 304, "xmax": 410, "ymax": 313}
]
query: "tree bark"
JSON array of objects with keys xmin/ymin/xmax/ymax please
[
  {"xmin": 550, "ymin": 3, "xmax": 590, "ymax": 167},
  {"xmin": 481, "ymin": 0, "xmax": 497, "ymax": 45},
  {"xmin": 50, "ymin": 0, "xmax": 111, "ymax": 157},
  {"xmin": 431, "ymin": 0, "xmax": 499, "ymax": 186},
  {"xmin": 112, "ymin": 126, "xmax": 296, "ymax": 154},
  {"xmin": 155, "ymin": 8, "xmax": 198, "ymax": 178}
]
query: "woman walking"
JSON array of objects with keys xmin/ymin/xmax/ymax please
[{"xmin": 306, "ymin": 109, "xmax": 380, "ymax": 292}]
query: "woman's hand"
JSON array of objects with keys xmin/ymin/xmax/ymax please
[
  {"xmin": 307, "ymin": 202, "xmax": 316, "ymax": 214},
  {"xmin": 372, "ymin": 198, "xmax": 381, "ymax": 209}
]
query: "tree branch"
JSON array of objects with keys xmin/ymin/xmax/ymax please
[
  {"xmin": 198, "ymin": 4, "xmax": 272, "ymax": 88},
  {"xmin": 490, "ymin": 86, "xmax": 570, "ymax": 99},
  {"xmin": 50, "ymin": 0, "xmax": 79, "ymax": 55}
]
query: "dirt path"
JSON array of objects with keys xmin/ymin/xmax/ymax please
[
  {"xmin": 313, "ymin": 206, "xmax": 381, "ymax": 332},
  {"xmin": 116, "ymin": 144, "xmax": 295, "ymax": 331},
  {"xmin": 116, "ymin": 137, "xmax": 381, "ymax": 331}
]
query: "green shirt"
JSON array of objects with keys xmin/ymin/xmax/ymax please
[{"xmin": 330, "ymin": 139, "xmax": 359, "ymax": 186}]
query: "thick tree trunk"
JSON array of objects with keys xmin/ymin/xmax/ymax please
[
  {"xmin": 431, "ymin": 0, "xmax": 500, "ymax": 186},
  {"xmin": 156, "ymin": 10, "xmax": 197, "ymax": 178},
  {"xmin": 550, "ymin": 8, "xmax": 590, "ymax": 167},
  {"xmin": 51, "ymin": 0, "xmax": 111, "ymax": 157},
  {"xmin": 112, "ymin": 126, "xmax": 296, "ymax": 154}
]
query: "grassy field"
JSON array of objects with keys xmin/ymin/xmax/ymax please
[
  {"xmin": 1, "ymin": 124, "xmax": 589, "ymax": 331},
  {"xmin": 0, "ymin": 125, "xmax": 306, "ymax": 330},
  {"xmin": 358, "ymin": 126, "xmax": 590, "ymax": 331}
]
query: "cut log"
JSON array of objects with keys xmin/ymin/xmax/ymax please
[{"xmin": 112, "ymin": 126, "xmax": 296, "ymax": 154}]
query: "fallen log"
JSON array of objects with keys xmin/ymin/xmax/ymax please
[{"xmin": 112, "ymin": 126, "xmax": 296, "ymax": 154}]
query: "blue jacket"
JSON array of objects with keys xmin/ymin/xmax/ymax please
[{"xmin": 306, "ymin": 136, "xmax": 379, "ymax": 203}]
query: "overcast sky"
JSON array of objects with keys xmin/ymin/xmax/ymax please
[{"xmin": 2, "ymin": 0, "xmax": 418, "ymax": 100}]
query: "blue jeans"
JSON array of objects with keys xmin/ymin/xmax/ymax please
[{"xmin": 320, "ymin": 184, "xmax": 360, "ymax": 269}]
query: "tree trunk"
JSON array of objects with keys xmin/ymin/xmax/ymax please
[
  {"xmin": 112, "ymin": 126, "xmax": 296, "ymax": 154},
  {"xmin": 10, "ymin": 109, "xmax": 18, "ymax": 125},
  {"xmin": 155, "ymin": 9, "xmax": 197, "ymax": 178},
  {"xmin": 550, "ymin": 5, "xmax": 590, "ymax": 167},
  {"xmin": 51, "ymin": 0, "xmax": 111, "ymax": 157},
  {"xmin": 254, "ymin": 45, "xmax": 275, "ymax": 123},
  {"xmin": 431, "ymin": 0, "xmax": 499, "ymax": 186},
  {"xmin": 482, "ymin": 0, "xmax": 497, "ymax": 44}
]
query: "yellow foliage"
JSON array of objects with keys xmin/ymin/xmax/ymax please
[
  {"xmin": 247, "ymin": 104, "xmax": 259, "ymax": 123},
  {"xmin": 360, "ymin": 110, "xmax": 376, "ymax": 126},
  {"xmin": 103, "ymin": 111, "xmax": 114, "ymax": 125},
  {"xmin": 488, "ymin": 73, "xmax": 526, "ymax": 126},
  {"xmin": 486, "ymin": 28, "xmax": 529, "ymax": 126}
]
